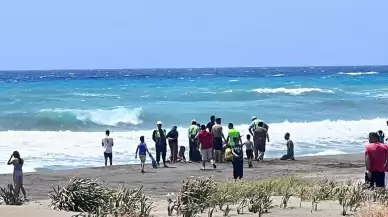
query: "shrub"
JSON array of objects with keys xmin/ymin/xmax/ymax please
[
  {"xmin": 356, "ymin": 203, "xmax": 388, "ymax": 217},
  {"xmin": 0, "ymin": 184, "xmax": 24, "ymax": 205},
  {"xmin": 48, "ymin": 177, "xmax": 153, "ymax": 217}
]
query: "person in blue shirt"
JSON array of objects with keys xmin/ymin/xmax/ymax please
[{"xmin": 136, "ymin": 136, "xmax": 150, "ymax": 173}]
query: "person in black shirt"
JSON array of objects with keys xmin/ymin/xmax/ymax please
[
  {"xmin": 167, "ymin": 126, "xmax": 179, "ymax": 163},
  {"xmin": 206, "ymin": 115, "xmax": 216, "ymax": 132},
  {"xmin": 231, "ymin": 137, "xmax": 244, "ymax": 180}
]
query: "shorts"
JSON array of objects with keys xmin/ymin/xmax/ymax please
[
  {"xmin": 365, "ymin": 171, "xmax": 385, "ymax": 188},
  {"xmin": 104, "ymin": 152, "xmax": 113, "ymax": 159},
  {"xmin": 246, "ymin": 149, "xmax": 254, "ymax": 159},
  {"xmin": 213, "ymin": 137, "xmax": 223, "ymax": 150},
  {"xmin": 139, "ymin": 155, "xmax": 146, "ymax": 163},
  {"xmin": 201, "ymin": 148, "xmax": 213, "ymax": 161}
]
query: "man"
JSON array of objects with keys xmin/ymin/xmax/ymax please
[
  {"xmin": 196, "ymin": 125, "xmax": 217, "ymax": 170},
  {"xmin": 249, "ymin": 116, "xmax": 269, "ymax": 137},
  {"xmin": 253, "ymin": 122, "xmax": 269, "ymax": 162},
  {"xmin": 280, "ymin": 133, "xmax": 295, "ymax": 160},
  {"xmin": 206, "ymin": 115, "xmax": 216, "ymax": 132},
  {"xmin": 152, "ymin": 121, "xmax": 168, "ymax": 167},
  {"xmin": 188, "ymin": 120, "xmax": 200, "ymax": 162},
  {"xmin": 226, "ymin": 123, "xmax": 242, "ymax": 148},
  {"xmin": 166, "ymin": 126, "xmax": 179, "ymax": 163},
  {"xmin": 102, "ymin": 130, "xmax": 114, "ymax": 166},
  {"xmin": 365, "ymin": 132, "xmax": 388, "ymax": 189},
  {"xmin": 212, "ymin": 118, "xmax": 226, "ymax": 163}
]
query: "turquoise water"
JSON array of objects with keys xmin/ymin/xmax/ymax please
[{"xmin": 0, "ymin": 66, "xmax": 387, "ymax": 173}]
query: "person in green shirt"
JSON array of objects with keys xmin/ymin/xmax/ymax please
[
  {"xmin": 226, "ymin": 123, "xmax": 242, "ymax": 148},
  {"xmin": 188, "ymin": 119, "xmax": 200, "ymax": 162}
]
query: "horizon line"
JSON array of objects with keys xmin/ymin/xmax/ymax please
[{"xmin": 0, "ymin": 64, "xmax": 387, "ymax": 72}]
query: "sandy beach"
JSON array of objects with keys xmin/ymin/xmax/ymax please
[{"xmin": 0, "ymin": 153, "xmax": 368, "ymax": 216}]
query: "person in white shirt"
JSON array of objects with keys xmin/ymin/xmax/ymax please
[{"xmin": 102, "ymin": 130, "xmax": 114, "ymax": 166}]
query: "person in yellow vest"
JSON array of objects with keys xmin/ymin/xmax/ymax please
[
  {"xmin": 188, "ymin": 120, "xmax": 200, "ymax": 162},
  {"xmin": 226, "ymin": 123, "xmax": 242, "ymax": 148},
  {"xmin": 152, "ymin": 121, "xmax": 168, "ymax": 167}
]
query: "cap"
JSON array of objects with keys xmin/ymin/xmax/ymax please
[
  {"xmin": 191, "ymin": 119, "xmax": 196, "ymax": 122},
  {"xmin": 251, "ymin": 116, "xmax": 257, "ymax": 120},
  {"xmin": 156, "ymin": 121, "xmax": 162, "ymax": 125}
]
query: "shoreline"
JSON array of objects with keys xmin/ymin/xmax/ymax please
[{"xmin": 0, "ymin": 153, "xmax": 365, "ymax": 201}]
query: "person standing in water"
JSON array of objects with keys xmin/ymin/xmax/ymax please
[
  {"xmin": 231, "ymin": 137, "xmax": 244, "ymax": 180},
  {"xmin": 135, "ymin": 136, "xmax": 149, "ymax": 173},
  {"xmin": 280, "ymin": 133, "xmax": 295, "ymax": 160},
  {"xmin": 7, "ymin": 151, "xmax": 27, "ymax": 199},
  {"xmin": 243, "ymin": 134, "xmax": 254, "ymax": 167},
  {"xmin": 196, "ymin": 125, "xmax": 217, "ymax": 170},
  {"xmin": 226, "ymin": 123, "xmax": 242, "ymax": 148},
  {"xmin": 167, "ymin": 126, "xmax": 179, "ymax": 163},
  {"xmin": 152, "ymin": 121, "xmax": 168, "ymax": 167},
  {"xmin": 188, "ymin": 120, "xmax": 200, "ymax": 162},
  {"xmin": 253, "ymin": 122, "xmax": 269, "ymax": 162},
  {"xmin": 212, "ymin": 118, "xmax": 226, "ymax": 163},
  {"xmin": 102, "ymin": 130, "xmax": 114, "ymax": 166}
]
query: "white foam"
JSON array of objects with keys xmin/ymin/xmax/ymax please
[
  {"xmin": 0, "ymin": 117, "xmax": 386, "ymax": 173},
  {"xmin": 71, "ymin": 93, "xmax": 119, "ymax": 97},
  {"xmin": 272, "ymin": 74, "xmax": 285, "ymax": 77},
  {"xmin": 337, "ymin": 71, "xmax": 378, "ymax": 76},
  {"xmin": 251, "ymin": 87, "xmax": 334, "ymax": 95},
  {"xmin": 41, "ymin": 107, "xmax": 143, "ymax": 126},
  {"xmin": 229, "ymin": 79, "xmax": 239, "ymax": 82}
]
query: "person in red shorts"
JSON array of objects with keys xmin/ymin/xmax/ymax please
[
  {"xmin": 196, "ymin": 125, "xmax": 217, "ymax": 170},
  {"xmin": 365, "ymin": 132, "xmax": 388, "ymax": 189}
]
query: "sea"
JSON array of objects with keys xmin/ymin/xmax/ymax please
[{"xmin": 1, "ymin": 66, "xmax": 387, "ymax": 174}]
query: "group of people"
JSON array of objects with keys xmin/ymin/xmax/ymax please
[{"xmin": 111, "ymin": 115, "xmax": 296, "ymax": 179}]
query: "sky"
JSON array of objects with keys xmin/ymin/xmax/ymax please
[{"xmin": 0, "ymin": 0, "xmax": 387, "ymax": 70}]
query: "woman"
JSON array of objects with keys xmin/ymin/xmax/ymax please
[
  {"xmin": 167, "ymin": 126, "xmax": 179, "ymax": 163},
  {"xmin": 231, "ymin": 137, "xmax": 244, "ymax": 180},
  {"xmin": 7, "ymin": 151, "xmax": 27, "ymax": 199}
]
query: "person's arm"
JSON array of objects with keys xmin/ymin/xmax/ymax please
[
  {"xmin": 365, "ymin": 147, "xmax": 370, "ymax": 171},
  {"xmin": 152, "ymin": 130, "xmax": 156, "ymax": 143},
  {"xmin": 175, "ymin": 131, "xmax": 179, "ymax": 139},
  {"xmin": 145, "ymin": 144, "xmax": 150, "ymax": 154},
  {"xmin": 226, "ymin": 135, "xmax": 230, "ymax": 145},
  {"xmin": 102, "ymin": 139, "xmax": 104, "ymax": 147},
  {"xmin": 135, "ymin": 146, "xmax": 139, "ymax": 159},
  {"xmin": 111, "ymin": 139, "xmax": 114, "ymax": 147},
  {"xmin": 266, "ymin": 131, "xmax": 270, "ymax": 142},
  {"xmin": 7, "ymin": 155, "xmax": 13, "ymax": 165},
  {"xmin": 231, "ymin": 148, "xmax": 239, "ymax": 157},
  {"xmin": 248, "ymin": 122, "xmax": 254, "ymax": 136},
  {"xmin": 238, "ymin": 133, "xmax": 243, "ymax": 145}
]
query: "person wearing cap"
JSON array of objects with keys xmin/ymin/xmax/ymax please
[
  {"xmin": 248, "ymin": 116, "xmax": 269, "ymax": 137},
  {"xmin": 152, "ymin": 121, "xmax": 168, "ymax": 167},
  {"xmin": 188, "ymin": 120, "xmax": 200, "ymax": 162}
]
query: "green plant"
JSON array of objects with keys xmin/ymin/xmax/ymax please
[{"xmin": 0, "ymin": 184, "xmax": 24, "ymax": 205}]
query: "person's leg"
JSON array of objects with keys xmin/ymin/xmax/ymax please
[
  {"xmin": 168, "ymin": 141, "xmax": 173, "ymax": 162},
  {"xmin": 254, "ymin": 140, "xmax": 259, "ymax": 160},
  {"xmin": 280, "ymin": 154, "xmax": 288, "ymax": 160},
  {"xmin": 13, "ymin": 174, "xmax": 21, "ymax": 198},
  {"xmin": 104, "ymin": 152, "xmax": 108, "ymax": 166},
  {"xmin": 189, "ymin": 141, "xmax": 194, "ymax": 161},
  {"xmin": 208, "ymin": 149, "xmax": 216, "ymax": 168},
  {"xmin": 162, "ymin": 145, "xmax": 168, "ymax": 167},
  {"xmin": 173, "ymin": 142, "xmax": 178, "ymax": 163},
  {"xmin": 155, "ymin": 145, "xmax": 161, "ymax": 165},
  {"xmin": 240, "ymin": 161, "xmax": 244, "ymax": 179},
  {"xmin": 375, "ymin": 172, "xmax": 386, "ymax": 189},
  {"xmin": 109, "ymin": 153, "xmax": 113, "ymax": 166},
  {"xmin": 232, "ymin": 161, "xmax": 238, "ymax": 180}
]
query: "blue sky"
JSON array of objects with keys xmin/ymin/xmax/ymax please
[{"xmin": 0, "ymin": 0, "xmax": 387, "ymax": 70}]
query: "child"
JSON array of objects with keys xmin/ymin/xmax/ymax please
[
  {"xmin": 243, "ymin": 134, "xmax": 254, "ymax": 167},
  {"xmin": 135, "ymin": 136, "xmax": 149, "ymax": 173},
  {"xmin": 231, "ymin": 137, "xmax": 244, "ymax": 180},
  {"xmin": 224, "ymin": 144, "xmax": 233, "ymax": 162},
  {"xmin": 177, "ymin": 146, "xmax": 186, "ymax": 162}
]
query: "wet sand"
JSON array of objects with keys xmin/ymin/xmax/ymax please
[{"xmin": 0, "ymin": 153, "xmax": 366, "ymax": 216}]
